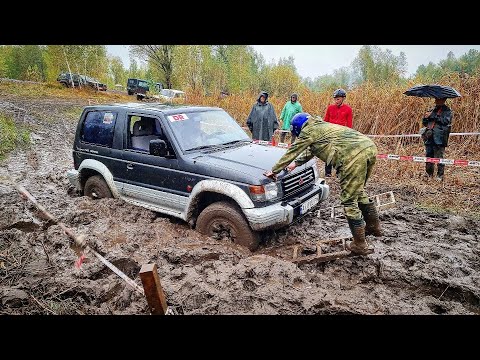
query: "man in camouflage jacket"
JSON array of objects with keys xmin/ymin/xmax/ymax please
[{"xmin": 264, "ymin": 114, "xmax": 383, "ymax": 256}]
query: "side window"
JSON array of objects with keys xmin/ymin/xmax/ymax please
[
  {"xmin": 81, "ymin": 111, "xmax": 117, "ymax": 147},
  {"xmin": 128, "ymin": 115, "xmax": 160, "ymax": 152},
  {"xmin": 127, "ymin": 115, "xmax": 175, "ymax": 156}
]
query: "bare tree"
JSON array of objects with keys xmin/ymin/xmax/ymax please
[{"xmin": 130, "ymin": 45, "xmax": 175, "ymax": 88}]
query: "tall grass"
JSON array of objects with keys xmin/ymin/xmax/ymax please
[
  {"xmin": 0, "ymin": 113, "xmax": 30, "ymax": 160},
  {"xmin": 190, "ymin": 73, "xmax": 479, "ymax": 135}
]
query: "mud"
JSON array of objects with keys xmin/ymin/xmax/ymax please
[{"xmin": 1, "ymin": 93, "xmax": 479, "ymax": 315}]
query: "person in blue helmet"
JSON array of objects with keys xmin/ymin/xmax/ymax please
[{"xmin": 264, "ymin": 112, "xmax": 382, "ymax": 256}]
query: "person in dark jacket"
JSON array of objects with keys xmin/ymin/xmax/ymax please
[
  {"xmin": 246, "ymin": 91, "xmax": 279, "ymax": 141},
  {"xmin": 421, "ymin": 97, "xmax": 453, "ymax": 181}
]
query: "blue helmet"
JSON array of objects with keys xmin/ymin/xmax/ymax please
[
  {"xmin": 333, "ymin": 88, "xmax": 346, "ymax": 98},
  {"xmin": 290, "ymin": 112, "xmax": 311, "ymax": 137}
]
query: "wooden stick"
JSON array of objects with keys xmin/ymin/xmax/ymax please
[
  {"xmin": 28, "ymin": 293, "xmax": 57, "ymax": 315},
  {"xmin": 139, "ymin": 263, "xmax": 168, "ymax": 315},
  {"xmin": 14, "ymin": 183, "xmax": 144, "ymax": 296},
  {"xmin": 16, "ymin": 184, "xmax": 85, "ymax": 249}
]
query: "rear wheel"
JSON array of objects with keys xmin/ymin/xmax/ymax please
[
  {"xmin": 196, "ymin": 201, "xmax": 260, "ymax": 251},
  {"xmin": 84, "ymin": 175, "xmax": 113, "ymax": 199}
]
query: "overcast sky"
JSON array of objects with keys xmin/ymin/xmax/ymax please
[{"xmin": 106, "ymin": 45, "xmax": 480, "ymax": 79}]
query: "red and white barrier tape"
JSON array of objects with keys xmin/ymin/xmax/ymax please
[
  {"xmin": 367, "ymin": 132, "xmax": 480, "ymax": 138},
  {"xmin": 376, "ymin": 154, "xmax": 480, "ymax": 166},
  {"xmin": 250, "ymin": 129, "xmax": 480, "ymax": 138},
  {"xmin": 252, "ymin": 140, "xmax": 480, "ymax": 167}
]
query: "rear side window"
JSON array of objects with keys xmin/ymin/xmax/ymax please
[{"xmin": 81, "ymin": 110, "xmax": 117, "ymax": 147}]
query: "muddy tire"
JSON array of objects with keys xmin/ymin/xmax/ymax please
[
  {"xmin": 196, "ymin": 201, "xmax": 260, "ymax": 251},
  {"xmin": 84, "ymin": 175, "xmax": 113, "ymax": 199}
]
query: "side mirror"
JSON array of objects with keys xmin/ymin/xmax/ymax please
[{"xmin": 150, "ymin": 139, "xmax": 167, "ymax": 157}]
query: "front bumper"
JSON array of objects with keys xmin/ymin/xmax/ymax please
[
  {"xmin": 66, "ymin": 169, "xmax": 81, "ymax": 190},
  {"xmin": 244, "ymin": 179, "xmax": 329, "ymax": 231}
]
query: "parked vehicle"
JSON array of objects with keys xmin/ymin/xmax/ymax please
[
  {"xmin": 81, "ymin": 75, "xmax": 107, "ymax": 91},
  {"xmin": 57, "ymin": 72, "xmax": 107, "ymax": 91},
  {"xmin": 158, "ymin": 89, "xmax": 186, "ymax": 103},
  {"xmin": 126, "ymin": 78, "xmax": 149, "ymax": 96},
  {"xmin": 66, "ymin": 103, "xmax": 329, "ymax": 250},
  {"xmin": 57, "ymin": 73, "xmax": 84, "ymax": 88}
]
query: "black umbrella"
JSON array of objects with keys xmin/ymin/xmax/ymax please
[{"xmin": 403, "ymin": 84, "xmax": 461, "ymax": 99}]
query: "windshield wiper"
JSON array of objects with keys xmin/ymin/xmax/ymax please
[
  {"xmin": 186, "ymin": 144, "xmax": 224, "ymax": 152},
  {"xmin": 221, "ymin": 139, "xmax": 252, "ymax": 146}
]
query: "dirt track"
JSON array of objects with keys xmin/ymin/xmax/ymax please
[{"xmin": 1, "ymin": 93, "xmax": 479, "ymax": 315}]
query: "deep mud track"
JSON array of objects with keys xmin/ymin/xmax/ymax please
[{"xmin": 1, "ymin": 94, "xmax": 479, "ymax": 314}]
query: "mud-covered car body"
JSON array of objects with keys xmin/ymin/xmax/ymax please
[
  {"xmin": 81, "ymin": 75, "xmax": 107, "ymax": 91},
  {"xmin": 66, "ymin": 103, "xmax": 329, "ymax": 249}
]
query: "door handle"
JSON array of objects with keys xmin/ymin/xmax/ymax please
[{"xmin": 126, "ymin": 163, "xmax": 134, "ymax": 170}]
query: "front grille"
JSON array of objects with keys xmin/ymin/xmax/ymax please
[{"xmin": 281, "ymin": 167, "xmax": 315, "ymax": 198}]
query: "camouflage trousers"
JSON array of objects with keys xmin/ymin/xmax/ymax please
[{"xmin": 338, "ymin": 145, "xmax": 377, "ymax": 220}]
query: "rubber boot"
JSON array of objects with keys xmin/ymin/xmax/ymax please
[
  {"xmin": 359, "ymin": 201, "xmax": 383, "ymax": 237},
  {"xmin": 346, "ymin": 218, "xmax": 374, "ymax": 256}
]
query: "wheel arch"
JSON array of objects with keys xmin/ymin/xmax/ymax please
[
  {"xmin": 78, "ymin": 159, "xmax": 120, "ymax": 198},
  {"xmin": 185, "ymin": 180, "xmax": 254, "ymax": 226}
]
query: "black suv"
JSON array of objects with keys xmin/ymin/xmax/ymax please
[
  {"xmin": 126, "ymin": 78, "xmax": 149, "ymax": 96},
  {"xmin": 66, "ymin": 103, "xmax": 329, "ymax": 250},
  {"xmin": 57, "ymin": 73, "xmax": 107, "ymax": 91},
  {"xmin": 57, "ymin": 73, "xmax": 84, "ymax": 88}
]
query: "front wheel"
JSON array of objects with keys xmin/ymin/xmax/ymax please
[
  {"xmin": 84, "ymin": 175, "xmax": 113, "ymax": 199},
  {"xmin": 196, "ymin": 201, "xmax": 260, "ymax": 251}
]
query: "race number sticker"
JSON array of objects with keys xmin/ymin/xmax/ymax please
[
  {"xmin": 167, "ymin": 113, "xmax": 189, "ymax": 122},
  {"xmin": 103, "ymin": 112, "xmax": 114, "ymax": 124}
]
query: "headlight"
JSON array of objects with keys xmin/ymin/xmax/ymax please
[
  {"xmin": 249, "ymin": 182, "xmax": 279, "ymax": 201},
  {"xmin": 264, "ymin": 182, "xmax": 278, "ymax": 200}
]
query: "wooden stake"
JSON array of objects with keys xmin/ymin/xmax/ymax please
[{"xmin": 139, "ymin": 263, "xmax": 168, "ymax": 315}]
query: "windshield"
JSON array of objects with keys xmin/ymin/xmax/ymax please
[
  {"xmin": 167, "ymin": 109, "xmax": 251, "ymax": 151},
  {"xmin": 161, "ymin": 89, "xmax": 172, "ymax": 97},
  {"xmin": 138, "ymin": 81, "xmax": 148, "ymax": 89}
]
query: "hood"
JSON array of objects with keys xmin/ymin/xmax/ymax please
[
  {"xmin": 257, "ymin": 91, "xmax": 269, "ymax": 103},
  {"xmin": 190, "ymin": 143, "xmax": 294, "ymax": 185}
]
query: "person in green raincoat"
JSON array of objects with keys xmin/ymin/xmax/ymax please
[{"xmin": 279, "ymin": 93, "xmax": 303, "ymax": 143}]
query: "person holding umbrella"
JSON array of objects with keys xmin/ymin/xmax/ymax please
[
  {"xmin": 421, "ymin": 97, "xmax": 453, "ymax": 181},
  {"xmin": 404, "ymin": 84, "xmax": 460, "ymax": 182}
]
